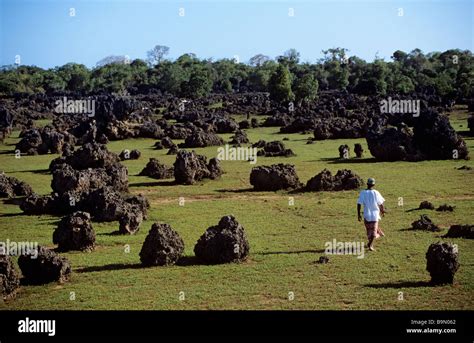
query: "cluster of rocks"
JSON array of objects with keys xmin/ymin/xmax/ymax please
[
  {"xmin": 194, "ymin": 215, "xmax": 250, "ymax": 264},
  {"xmin": 167, "ymin": 112, "xmax": 240, "ymax": 135},
  {"xmin": 16, "ymin": 125, "xmax": 77, "ymax": 155},
  {"xmin": 179, "ymin": 129, "xmax": 224, "ymax": 148},
  {"xmin": 173, "ymin": 150, "xmax": 222, "ymax": 185},
  {"xmin": 9, "ymin": 96, "xmax": 231, "ymax": 150},
  {"xmin": 250, "ymin": 164, "xmax": 302, "ymax": 191},
  {"xmin": 337, "ymin": 144, "xmax": 364, "ymax": 158},
  {"xmin": 418, "ymin": 201, "xmax": 455, "ymax": 212},
  {"xmin": 238, "ymin": 118, "xmax": 259, "ymax": 129},
  {"xmin": 18, "ymin": 246, "xmax": 72, "ymax": 285},
  {"xmin": 139, "ymin": 158, "xmax": 174, "ymax": 179},
  {"xmin": 443, "ymin": 225, "xmax": 474, "ymax": 239},
  {"xmin": 260, "ymin": 91, "xmax": 380, "ymax": 139},
  {"xmin": 20, "ymin": 142, "xmax": 149, "ymax": 234},
  {"xmin": 426, "ymin": 242, "xmax": 459, "ymax": 285},
  {"xmin": 305, "ymin": 169, "xmax": 363, "ymax": 192},
  {"xmin": 411, "ymin": 215, "xmax": 441, "ymax": 232},
  {"xmin": 256, "ymin": 141, "xmax": 295, "ymax": 157},
  {"xmin": 53, "ymin": 211, "xmax": 96, "ymax": 252},
  {"xmin": 164, "ymin": 93, "xmax": 269, "ymax": 123},
  {"xmin": 119, "ymin": 149, "xmax": 141, "ymax": 161},
  {"xmin": 249, "ymin": 165, "xmax": 362, "ymax": 192},
  {"xmin": 138, "ymin": 215, "xmax": 249, "ymax": 267},
  {"xmin": 436, "ymin": 204, "xmax": 455, "ymax": 212},
  {"xmin": 0, "ymin": 173, "xmax": 33, "ymax": 198},
  {"xmin": 367, "ymin": 109, "xmax": 469, "ymax": 161}
]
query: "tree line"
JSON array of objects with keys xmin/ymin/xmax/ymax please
[{"xmin": 0, "ymin": 46, "xmax": 472, "ymax": 103}]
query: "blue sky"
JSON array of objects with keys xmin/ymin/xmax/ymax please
[{"xmin": 0, "ymin": 0, "xmax": 472, "ymax": 69}]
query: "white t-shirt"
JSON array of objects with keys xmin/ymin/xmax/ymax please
[{"xmin": 357, "ymin": 189, "xmax": 385, "ymax": 222}]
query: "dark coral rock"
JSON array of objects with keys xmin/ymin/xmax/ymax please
[
  {"xmin": 426, "ymin": 242, "xmax": 459, "ymax": 285},
  {"xmin": 411, "ymin": 215, "xmax": 441, "ymax": 232},
  {"xmin": 139, "ymin": 158, "xmax": 173, "ymax": 179},
  {"xmin": 18, "ymin": 246, "xmax": 72, "ymax": 285},
  {"xmin": 250, "ymin": 164, "xmax": 301, "ymax": 191},
  {"xmin": 194, "ymin": 215, "xmax": 249, "ymax": 264},
  {"xmin": 53, "ymin": 211, "xmax": 95, "ymax": 252},
  {"xmin": 139, "ymin": 223, "xmax": 185, "ymax": 266}
]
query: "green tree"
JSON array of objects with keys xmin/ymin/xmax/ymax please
[
  {"xmin": 268, "ymin": 64, "xmax": 294, "ymax": 103},
  {"xmin": 180, "ymin": 66, "xmax": 213, "ymax": 99},
  {"xmin": 57, "ymin": 63, "xmax": 91, "ymax": 92},
  {"xmin": 293, "ymin": 73, "xmax": 318, "ymax": 104},
  {"xmin": 321, "ymin": 48, "xmax": 350, "ymax": 90}
]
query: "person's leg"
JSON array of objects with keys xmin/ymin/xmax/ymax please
[
  {"xmin": 375, "ymin": 221, "xmax": 385, "ymax": 237},
  {"xmin": 365, "ymin": 221, "xmax": 376, "ymax": 250},
  {"xmin": 368, "ymin": 236, "xmax": 375, "ymax": 251}
]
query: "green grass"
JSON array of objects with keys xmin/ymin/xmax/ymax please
[{"xmin": 0, "ymin": 111, "xmax": 473, "ymax": 310}]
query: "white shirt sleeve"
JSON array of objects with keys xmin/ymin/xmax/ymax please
[{"xmin": 376, "ymin": 190, "xmax": 385, "ymax": 205}]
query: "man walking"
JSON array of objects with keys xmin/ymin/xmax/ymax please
[{"xmin": 357, "ymin": 178, "xmax": 386, "ymax": 251}]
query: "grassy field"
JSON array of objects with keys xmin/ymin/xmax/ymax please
[{"xmin": 0, "ymin": 109, "xmax": 473, "ymax": 310}]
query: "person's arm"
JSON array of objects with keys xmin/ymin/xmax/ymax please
[
  {"xmin": 357, "ymin": 204, "xmax": 362, "ymax": 221},
  {"xmin": 379, "ymin": 203, "xmax": 385, "ymax": 217},
  {"xmin": 377, "ymin": 191, "xmax": 386, "ymax": 216}
]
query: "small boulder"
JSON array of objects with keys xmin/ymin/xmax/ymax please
[
  {"xmin": 436, "ymin": 204, "xmax": 455, "ymax": 212},
  {"xmin": 338, "ymin": 144, "xmax": 350, "ymax": 159},
  {"xmin": 173, "ymin": 150, "xmax": 221, "ymax": 185},
  {"xmin": 316, "ymin": 256, "xmax": 329, "ymax": 264},
  {"xmin": 18, "ymin": 246, "xmax": 72, "ymax": 285},
  {"xmin": 305, "ymin": 169, "xmax": 363, "ymax": 192},
  {"xmin": 0, "ymin": 173, "xmax": 33, "ymax": 198},
  {"xmin": 53, "ymin": 211, "xmax": 95, "ymax": 252},
  {"xmin": 118, "ymin": 205, "xmax": 144, "ymax": 235},
  {"xmin": 119, "ymin": 149, "xmax": 141, "ymax": 161},
  {"xmin": 139, "ymin": 158, "xmax": 174, "ymax": 179},
  {"xmin": 419, "ymin": 201, "xmax": 435, "ymax": 210},
  {"xmin": 426, "ymin": 242, "xmax": 459, "ymax": 285},
  {"xmin": 194, "ymin": 215, "xmax": 250, "ymax": 264},
  {"xmin": 167, "ymin": 145, "xmax": 179, "ymax": 155},
  {"xmin": 250, "ymin": 164, "xmax": 301, "ymax": 191},
  {"xmin": 443, "ymin": 225, "xmax": 474, "ymax": 239},
  {"xmin": 354, "ymin": 143, "xmax": 364, "ymax": 158},
  {"xmin": 139, "ymin": 223, "xmax": 185, "ymax": 266},
  {"xmin": 0, "ymin": 253, "xmax": 20, "ymax": 299},
  {"xmin": 411, "ymin": 215, "xmax": 441, "ymax": 232},
  {"xmin": 257, "ymin": 141, "xmax": 295, "ymax": 157},
  {"xmin": 181, "ymin": 130, "xmax": 224, "ymax": 148}
]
